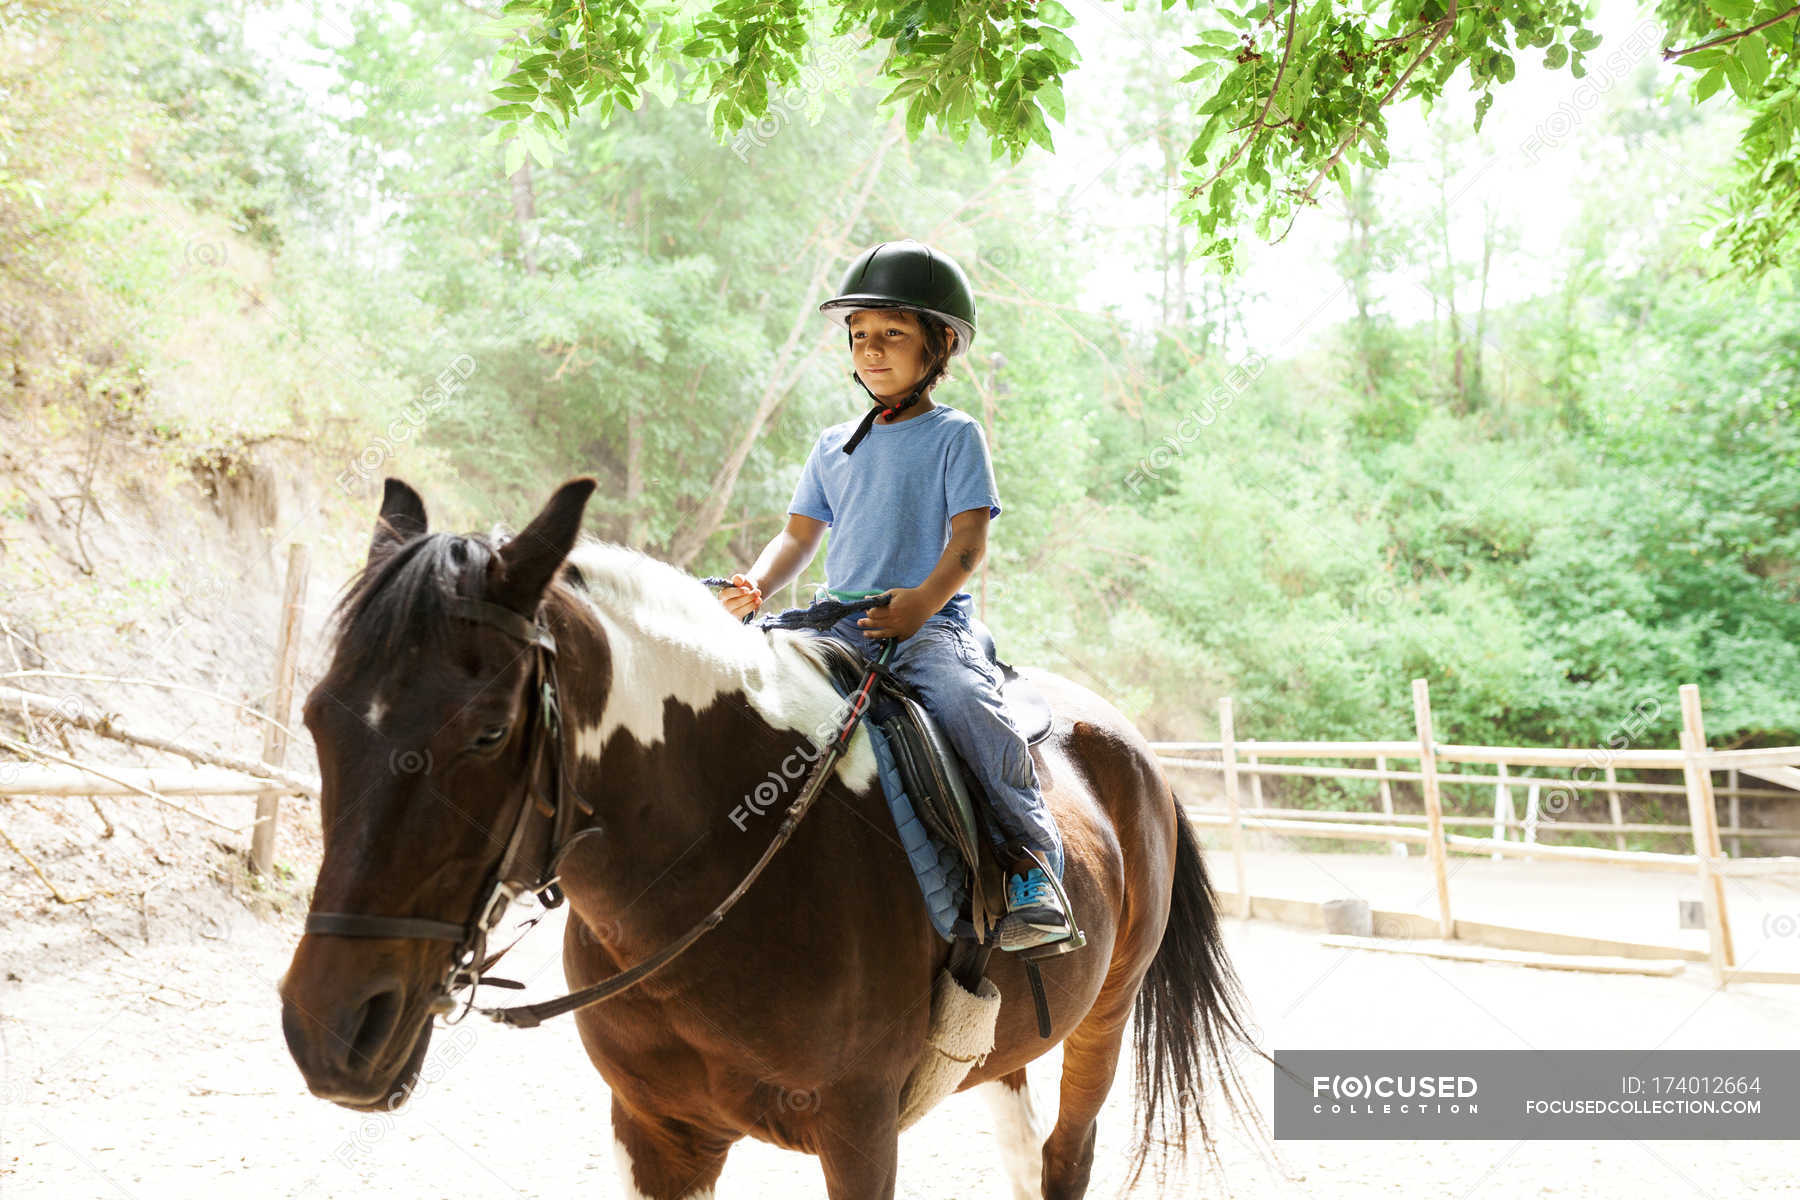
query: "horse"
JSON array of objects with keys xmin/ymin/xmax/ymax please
[{"xmin": 279, "ymin": 477, "xmax": 1256, "ymax": 1199}]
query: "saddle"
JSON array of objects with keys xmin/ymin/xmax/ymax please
[{"xmin": 805, "ymin": 618, "xmax": 1052, "ymax": 945}]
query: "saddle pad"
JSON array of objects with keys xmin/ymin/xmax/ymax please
[{"xmin": 866, "ymin": 722, "xmax": 969, "ymax": 942}]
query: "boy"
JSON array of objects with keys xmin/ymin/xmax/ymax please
[{"xmin": 719, "ymin": 239, "xmax": 1069, "ymax": 951}]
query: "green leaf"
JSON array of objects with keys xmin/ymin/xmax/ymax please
[
  {"xmin": 522, "ymin": 123, "xmax": 554, "ymax": 167},
  {"xmin": 1544, "ymin": 43, "xmax": 1568, "ymax": 70},
  {"xmin": 1676, "ymin": 49, "xmax": 1729, "ymax": 70},
  {"xmin": 1739, "ymin": 35, "xmax": 1771, "ymax": 89},
  {"xmin": 947, "ymin": 82, "xmax": 976, "ymax": 127},
  {"xmin": 1038, "ymin": 26, "xmax": 1079, "ymax": 62},
  {"xmin": 483, "ymin": 102, "xmax": 535, "ymax": 121},
  {"xmin": 503, "ymin": 138, "xmax": 527, "ymax": 176},
  {"xmin": 1570, "ymin": 29, "xmax": 1602, "ymax": 52},
  {"xmin": 1199, "ymin": 75, "xmax": 1245, "ymax": 115},
  {"xmin": 1692, "ymin": 64, "xmax": 1720, "ymax": 102},
  {"xmin": 1189, "ymin": 113, "xmax": 1225, "ymax": 162},
  {"xmin": 1707, "ymin": 0, "xmax": 1755, "ymax": 20},
  {"xmin": 1723, "ymin": 52, "xmax": 1751, "ymax": 99},
  {"xmin": 1037, "ymin": 0, "xmax": 1076, "ymax": 28},
  {"xmin": 493, "ymin": 84, "xmax": 540, "ymax": 103},
  {"xmin": 884, "ymin": 76, "xmax": 930, "ymax": 103},
  {"xmin": 1039, "ymin": 83, "xmax": 1066, "ymax": 123}
]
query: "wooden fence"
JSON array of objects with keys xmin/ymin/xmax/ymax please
[{"xmin": 1155, "ymin": 680, "xmax": 1800, "ymax": 988}]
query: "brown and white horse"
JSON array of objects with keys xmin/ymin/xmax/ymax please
[{"xmin": 279, "ymin": 477, "xmax": 1255, "ymax": 1199}]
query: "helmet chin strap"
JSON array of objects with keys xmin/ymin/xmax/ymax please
[{"xmin": 841, "ymin": 364, "xmax": 944, "ymax": 456}]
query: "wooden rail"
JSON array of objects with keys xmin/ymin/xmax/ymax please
[{"xmin": 1158, "ymin": 680, "xmax": 1800, "ymax": 987}]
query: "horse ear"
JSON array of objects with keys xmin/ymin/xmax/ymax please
[
  {"xmin": 490, "ymin": 477, "xmax": 598, "ymax": 612},
  {"xmin": 371, "ymin": 478, "xmax": 429, "ymax": 560}
]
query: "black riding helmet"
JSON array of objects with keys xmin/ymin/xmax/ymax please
[{"xmin": 819, "ymin": 240, "xmax": 978, "ymax": 455}]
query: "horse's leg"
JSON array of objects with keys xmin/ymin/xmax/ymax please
[
  {"xmin": 812, "ymin": 1084, "xmax": 900, "ymax": 1200},
  {"xmin": 982, "ymin": 1068, "xmax": 1050, "ymax": 1200},
  {"xmin": 1039, "ymin": 1003, "xmax": 1133, "ymax": 1200},
  {"xmin": 611, "ymin": 1097, "xmax": 734, "ymax": 1200}
]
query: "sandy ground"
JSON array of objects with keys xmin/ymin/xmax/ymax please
[{"xmin": 4, "ymin": 884, "xmax": 1798, "ymax": 1200}]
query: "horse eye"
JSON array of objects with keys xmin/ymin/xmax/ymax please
[{"xmin": 472, "ymin": 724, "xmax": 509, "ymax": 750}]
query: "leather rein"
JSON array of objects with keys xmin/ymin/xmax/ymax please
[{"xmin": 302, "ymin": 593, "xmax": 883, "ymax": 1029}]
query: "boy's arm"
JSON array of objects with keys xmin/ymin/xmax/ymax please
[
  {"xmin": 720, "ymin": 514, "xmax": 827, "ymax": 618},
  {"xmin": 856, "ymin": 507, "xmax": 988, "ymax": 640}
]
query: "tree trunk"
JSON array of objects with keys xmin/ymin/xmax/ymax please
[
  {"xmin": 1436, "ymin": 156, "xmax": 1465, "ymax": 412},
  {"xmin": 1472, "ymin": 200, "xmax": 1495, "ymax": 408},
  {"xmin": 511, "ymin": 159, "xmax": 537, "ymax": 275},
  {"xmin": 664, "ymin": 121, "xmax": 903, "ymax": 569},
  {"xmin": 625, "ymin": 404, "xmax": 644, "ymax": 549}
]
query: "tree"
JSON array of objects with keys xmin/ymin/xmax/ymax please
[{"xmin": 477, "ymin": 0, "xmax": 1799, "ymax": 277}]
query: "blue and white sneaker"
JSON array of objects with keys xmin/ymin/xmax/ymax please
[{"xmin": 995, "ymin": 867, "xmax": 1071, "ymax": 952}]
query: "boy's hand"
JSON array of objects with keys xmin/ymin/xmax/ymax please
[
  {"xmin": 857, "ymin": 586, "xmax": 933, "ymax": 640},
  {"xmin": 719, "ymin": 573, "xmax": 763, "ymax": 620}
]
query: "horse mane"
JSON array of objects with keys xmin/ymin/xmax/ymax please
[{"xmin": 330, "ymin": 531, "xmax": 501, "ymax": 662}]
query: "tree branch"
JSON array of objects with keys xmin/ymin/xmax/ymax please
[
  {"xmin": 1188, "ymin": 0, "xmax": 1300, "ymax": 199},
  {"xmin": 1663, "ymin": 4, "xmax": 1800, "ymax": 60},
  {"xmin": 664, "ymin": 118, "xmax": 904, "ymax": 568},
  {"xmin": 1297, "ymin": 0, "xmax": 1459, "ymax": 207}
]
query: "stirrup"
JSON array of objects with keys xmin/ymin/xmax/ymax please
[{"xmin": 999, "ymin": 848, "xmax": 1085, "ymax": 957}]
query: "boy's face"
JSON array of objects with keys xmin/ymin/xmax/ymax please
[{"xmin": 847, "ymin": 309, "xmax": 952, "ymax": 402}]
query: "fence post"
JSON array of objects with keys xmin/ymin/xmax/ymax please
[
  {"xmin": 1412, "ymin": 678, "xmax": 1454, "ymax": 938},
  {"xmin": 1219, "ymin": 697, "xmax": 1250, "ymax": 918},
  {"xmin": 1246, "ymin": 738, "xmax": 1264, "ymax": 851},
  {"xmin": 1726, "ymin": 767, "xmax": 1741, "ymax": 858},
  {"xmin": 251, "ymin": 543, "xmax": 309, "ymax": 875},
  {"xmin": 1377, "ymin": 754, "xmax": 1405, "ymax": 857},
  {"xmin": 1490, "ymin": 761, "xmax": 1511, "ymax": 861},
  {"xmin": 1523, "ymin": 780, "xmax": 1541, "ymax": 861},
  {"xmin": 1679, "ymin": 684, "xmax": 1733, "ymax": 986},
  {"xmin": 1605, "ymin": 763, "xmax": 1625, "ymax": 851}
]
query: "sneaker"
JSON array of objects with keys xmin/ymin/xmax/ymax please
[{"xmin": 995, "ymin": 867, "xmax": 1071, "ymax": 952}]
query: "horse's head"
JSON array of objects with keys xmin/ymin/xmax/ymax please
[{"xmin": 279, "ymin": 476, "xmax": 596, "ymax": 1110}]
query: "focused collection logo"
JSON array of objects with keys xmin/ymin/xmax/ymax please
[{"xmin": 1310, "ymin": 1073, "xmax": 1480, "ymax": 1115}]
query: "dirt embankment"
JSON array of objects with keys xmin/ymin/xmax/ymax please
[{"xmin": 0, "ymin": 391, "xmax": 354, "ymax": 997}]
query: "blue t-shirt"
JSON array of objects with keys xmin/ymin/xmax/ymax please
[{"xmin": 788, "ymin": 404, "xmax": 1001, "ymax": 621}]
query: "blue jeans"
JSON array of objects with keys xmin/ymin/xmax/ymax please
[{"xmin": 814, "ymin": 610, "xmax": 1064, "ymax": 880}]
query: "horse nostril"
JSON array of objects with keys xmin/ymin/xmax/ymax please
[{"xmin": 347, "ymin": 987, "xmax": 403, "ymax": 1068}]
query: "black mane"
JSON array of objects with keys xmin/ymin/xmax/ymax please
[{"xmin": 330, "ymin": 532, "xmax": 501, "ymax": 663}]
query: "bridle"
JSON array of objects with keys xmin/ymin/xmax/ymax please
[
  {"xmin": 303, "ymin": 594, "xmax": 584, "ymax": 1023},
  {"xmin": 303, "ymin": 589, "xmax": 885, "ymax": 1028}
]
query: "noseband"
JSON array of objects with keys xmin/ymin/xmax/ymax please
[{"xmin": 303, "ymin": 590, "xmax": 888, "ymax": 1028}]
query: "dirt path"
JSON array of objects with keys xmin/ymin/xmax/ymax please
[{"xmin": 5, "ymin": 894, "xmax": 1797, "ymax": 1199}]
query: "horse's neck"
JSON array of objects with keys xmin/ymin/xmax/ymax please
[{"xmin": 549, "ymin": 586, "xmax": 873, "ymax": 951}]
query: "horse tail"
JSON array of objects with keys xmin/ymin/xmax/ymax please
[{"xmin": 1128, "ymin": 801, "xmax": 1261, "ymax": 1185}]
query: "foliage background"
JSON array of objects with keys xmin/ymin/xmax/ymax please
[{"xmin": 3, "ymin": 0, "xmax": 1795, "ymax": 812}]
